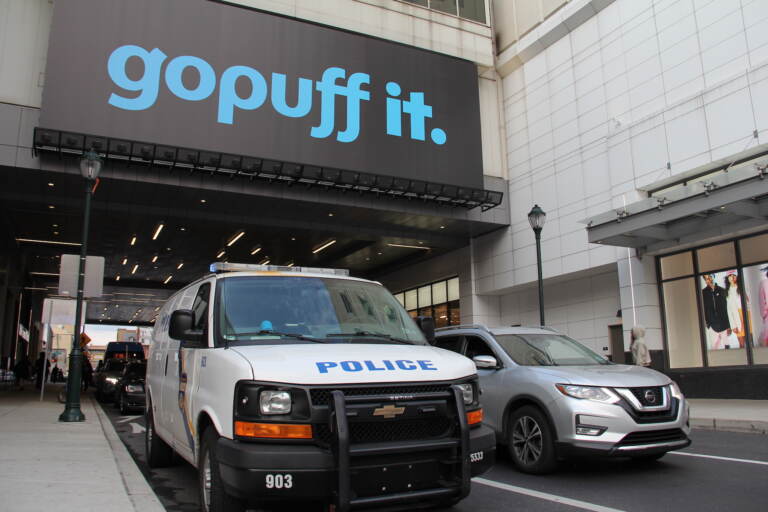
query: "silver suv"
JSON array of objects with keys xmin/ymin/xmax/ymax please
[{"xmin": 434, "ymin": 325, "xmax": 690, "ymax": 474}]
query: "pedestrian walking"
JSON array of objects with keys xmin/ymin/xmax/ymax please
[
  {"xmin": 82, "ymin": 356, "xmax": 93, "ymax": 391},
  {"xmin": 630, "ymin": 326, "xmax": 651, "ymax": 367},
  {"xmin": 35, "ymin": 352, "xmax": 48, "ymax": 389},
  {"xmin": 13, "ymin": 355, "xmax": 31, "ymax": 390}
]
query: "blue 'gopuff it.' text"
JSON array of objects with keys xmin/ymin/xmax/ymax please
[{"xmin": 107, "ymin": 45, "xmax": 447, "ymax": 145}]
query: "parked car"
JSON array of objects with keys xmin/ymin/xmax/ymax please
[
  {"xmin": 113, "ymin": 360, "xmax": 147, "ymax": 415},
  {"xmin": 94, "ymin": 358, "xmax": 127, "ymax": 402},
  {"xmin": 434, "ymin": 325, "xmax": 691, "ymax": 474}
]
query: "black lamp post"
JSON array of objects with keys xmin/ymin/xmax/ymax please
[
  {"xmin": 59, "ymin": 150, "xmax": 102, "ymax": 422},
  {"xmin": 528, "ymin": 204, "xmax": 546, "ymax": 326}
]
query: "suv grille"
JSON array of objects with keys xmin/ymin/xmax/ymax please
[
  {"xmin": 310, "ymin": 384, "xmax": 452, "ymax": 406},
  {"xmin": 315, "ymin": 417, "xmax": 454, "ymax": 446},
  {"xmin": 618, "ymin": 428, "xmax": 686, "ymax": 446},
  {"xmin": 629, "ymin": 386, "xmax": 665, "ymax": 407}
]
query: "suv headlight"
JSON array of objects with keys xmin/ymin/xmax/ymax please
[
  {"xmin": 556, "ymin": 384, "xmax": 620, "ymax": 404},
  {"xmin": 126, "ymin": 384, "xmax": 144, "ymax": 393},
  {"xmin": 259, "ymin": 390, "xmax": 292, "ymax": 415},
  {"xmin": 457, "ymin": 383, "xmax": 474, "ymax": 405},
  {"xmin": 105, "ymin": 377, "xmax": 118, "ymax": 384},
  {"xmin": 669, "ymin": 381, "xmax": 684, "ymax": 400}
]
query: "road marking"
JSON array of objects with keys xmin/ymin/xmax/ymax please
[
  {"xmin": 117, "ymin": 415, "xmax": 141, "ymax": 424},
  {"xmin": 129, "ymin": 422, "xmax": 147, "ymax": 435},
  {"xmin": 669, "ymin": 451, "xmax": 768, "ymax": 466},
  {"xmin": 473, "ymin": 477, "xmax": 626, "ymax": 512}
]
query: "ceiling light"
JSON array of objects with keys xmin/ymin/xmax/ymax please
[
  {"xmin": 328, "ymin": 213, "xmax": 334, "ymax": 217},
  {"xmin": 227, "ymin": 230, "xmax": 245, "ymax": 247},
  {"xmin": 180, "ymin": 227, "xmax": 186, "ymax": 231},
  {"xmin": 163, "ymin": 275, "xmax": 172, "ymax": 284},
  {"xmin": 131, "ymin": 264, "xmax": 138, "ymax": 274},
  {"xmin": 439, "ymin": 225, "xmax": 445, "ymax": 229},
  {"xmin": 48, "ymin": 182, "xmax": 54, "ymax": 187},
  {"xmin": 259, "ymin": 258, "xmax": 270, "ymax": 265},
  {"xmin": 177, "ymin": 262, "xmax": 184, "ymax": 270},
  {"xmin": 15, "ymin": 238, "xmax": 81, "ymax": 247},
  {"xmin": 103, "ymin": 307, "xmax": 107, "ymax": 311},
  {"xmin": 122, "ymin": 257, "xmax": 127, "ymax": 265},
  {"xmin": 30, "ymin": 272, "xmax": 59, "ymax": 276},
  {"xmin": 130, "ymin": 235, "xmax": 137, "ymax": 246},
  {"xmin": 287, "ymin": 262, "xmax": 294, "ymax": 267},
  {"xmin": 115, "ymin": 304, "xmax": 119, "ymax": 308},
  {"xmin": 291, "ymin": 237, "xmax": 296, "ymax": 241},
  {"xmin": 387, "ymin": 243, "xmax": 431, "ymax": 250},
  {"xmin": 151, "ymin": 255, "xmax": 158, "ymax": 263},
  {"xmin": 152, "ymin": 223, "xmax": 164, "ymax": 240},
  {"xmin": 154, "ymin": 307, "xmax": 160, "ymax": 312},
  {"xmin": 216, "ymin": 250, "xmax": 226, "ymax": 258},
  {"xmin": 312, "ymin": 239, "xmax": 336, "ymax": 254},
  {"xmin": 48, "ymin": 205, "xmax": 55, "ymax": 209},
  {"xmin": 52, "ymin": 224, "xmax": 58, "ymax": 228},
  {"xmin": 250, "ymin": 246, "xmax": 261, "ymax": 255},
  {"xmin": 53, "ymin": 231, "xmax": 59, "ymax": 235},
  {"xmin": 200, "ymin": 199, "xmax": 206, "ymax": 203},
  {"xmin": 115, "ymin": 274, "xmax": 120, "ymax": 281},
  {"xmin": 128, "ymin": 319, "xmax": 133, "ymax": 324}
]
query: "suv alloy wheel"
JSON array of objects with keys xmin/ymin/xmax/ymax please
[{"xmin": 508, "ymin": 406, "xmax": 557, "ymax": 474}]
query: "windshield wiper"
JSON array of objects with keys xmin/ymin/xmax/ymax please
[
  {"xmin": 226, "ymin": 330, "xmax": 326, "ymax": 343},
  {"xmin": 325, "ymin": 331, "xmax": 412, "ymax": 345}
]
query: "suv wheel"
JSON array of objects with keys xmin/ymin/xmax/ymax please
[
  {"xmin": 508, "ymin": 406, "xmax": 557, "ymax": 474},
  {"xmin": 199, "ymin": 428, "xmax": 245, "ymax": 512}
]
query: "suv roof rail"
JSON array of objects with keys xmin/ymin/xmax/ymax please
[{"xmin": 434, "ymin": 324, "xmax": 491, "ymax": 333}]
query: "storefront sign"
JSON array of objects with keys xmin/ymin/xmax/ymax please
[{"xmin": 40, "ymin": 0, "xmax": 483, "ymax": 188}]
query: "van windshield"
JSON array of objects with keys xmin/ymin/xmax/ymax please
[
  {"xmin": 494, "ymin": 333, "xmax": 610, "ymax": 366},
  {"xmin": 216, "ymin": 276, "xmax": 427, "ymax": 346}
]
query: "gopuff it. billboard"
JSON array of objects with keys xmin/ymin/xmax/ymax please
[{"xmin": 40, "ymin": 0, "xmax": 484, "ymax": 189}]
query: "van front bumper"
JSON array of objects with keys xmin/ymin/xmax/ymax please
[{"xmin": 216, "ymin": 425, "xmax": 495, "ymax": 505}]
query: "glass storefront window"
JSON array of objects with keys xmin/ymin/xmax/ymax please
[
  {"xmin": 459, "ymin": 0, "xmax": 486, "ymax": 23},
  {"xmin": 403, "ymin": 0, "xmax": 428, "ymax": 5},
  {"xmin": 394, "ymin": 293, "xmax": 405, "ymax": 307},
  {"xmin": 448, "ymin": 299, "xmax": 461, "ymax": 325},
  {"xmin": 740, "ymin": 233, "xmax": 768, "ymax": 265},
  {"xmin": 697, "ymin": 242, "xmax": 736, "ymax": 272},
  {"xmin": 418, "ymin": 285, "xmax": 432, "ymax": 308},
  {"xmin": 743, "ymin": 262, "xmax": 768, "ymax": 364},
  {"xmin": 663, "ymin": 278, "xmax": 703, "ymax": 368},
  {"xmin": 660, "ymin": 252, "xmax": 693, "ymax": 280},
  {"xmin": 396, "ymin": 277, "xmax": 460, "ymax": 326},
  {"xmin": 405, "ymin": 289, "xmax": 418, "ymax": 310},
  {"xmin": 434, "ymin": 303, "xmax": 449, "ymax": 328},
  {"xmin": 447, "ymin": 277, "xmax": 460, "ymax": 301},
  {"xmin": 418, "ymin": 306, "xmax": 433, "ymax": 318},
  {"xmin": 429, "ymin": 0, "xmax": 458, "ymax": 15},
  {"xmin": 432, "ymin": 281, "xmax": 447, "ymax": 305},
  {"xmin": 699, "ymin": 271, "xmax": 747, "ymax": 366}
]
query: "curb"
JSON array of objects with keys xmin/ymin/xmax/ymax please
[
  {"xmin": 690, "ymin": 417, "xmax": 768, "ymax": 435},
  {"xmin": 92, "ymin": 397, "xmax": 166, "ymax": 512}
]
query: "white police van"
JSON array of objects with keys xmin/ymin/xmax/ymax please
[{"xmin": 145, "ymin": 263, "xmax": 494, "ymax": 512}]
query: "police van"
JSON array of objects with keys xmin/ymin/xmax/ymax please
[{"xmin": 145, "ymin": 263, "xmax": 495, "ymax": 512}]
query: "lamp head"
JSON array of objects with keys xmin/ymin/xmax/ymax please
[
  {"xmin": 528, "ymin": 204, "xmax": 546, "ymax": 232},
  {"xmin": 79, "ymin": 149, "xmax": 102, "ymax": 180}
]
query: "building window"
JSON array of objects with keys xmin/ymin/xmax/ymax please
[
  {"xmin": 658, "ymin": 231, "xmax": 768, "ymax": 369},
  {"xmin": 400, "ymin": 0, "xmax": 487, "ymax": 24},
  {"xmin": 396, "ymin": 276, "xmax": 461, "ymax": 326}
]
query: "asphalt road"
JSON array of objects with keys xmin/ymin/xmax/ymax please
[{"xmin": 100, "ymin": 401, "xmax": 768, "ymax": 512}]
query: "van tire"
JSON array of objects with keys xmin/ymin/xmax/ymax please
[
  {"xmin": 146, "ymin": 405, "xmax": 174, "ymax": 468},
  {"xmin": 507, "ymin": 405, "xmax": 557, "ymax": 474},
  {"xmin": 199, "ymin": 428, "xmax": 246, "ymax": 512}
]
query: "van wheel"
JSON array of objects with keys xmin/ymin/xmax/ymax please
[
  {"xmin": 199, "ymin": 428, "xmax": 245, "ymax": 512},
  {"xmin": 146, "ymin": 405, "xmax": 174, "ymax": 468},
  {"xmin": 507, "ymin": 406, "xmax": 557, "ymax": 474}
]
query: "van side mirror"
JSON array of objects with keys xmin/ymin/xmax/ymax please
[
  {"xmin": 473, "ymin": 355, "xmax": 498, "ymax": 369},
  {"xmin": 169, "ymin": 309, "xmax": 206, "ymax": 347},
  {"xmin": 416, "ymin": 316, "xmax": 435, "ymax": 344}
]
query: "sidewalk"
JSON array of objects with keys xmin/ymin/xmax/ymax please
[
  {"xmin": 688, "ymin": 398, "xmax": 768, "ymax": 434},
  {"xmin": 0, "ymin": 384, "xmax": 164, "ymax": 512}
]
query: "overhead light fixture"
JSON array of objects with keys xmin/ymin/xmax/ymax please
[
  {"xmin": 180, "ymin": 227, "xmax": 186, "ymax": 231},
  {"xmin": 200, "ymin": 199, "xmax": 206, "ymax": 203},
  {"xmin": 227, "ymin": 230, "xmax": 245, "ymax": 247},
  {"xmin": 30, "ymin": 272, "xmax": 59, "ymax": 276},
  {"xmin": 177, "ymin": 262, "xmax": 184, "ymax": 270},
  {"xmin": 163, "ymin": 275, "xmax": 172, "ymax": 284},
  {"xmin": 286, "ymin": 262, "xmax": 294, "ymax": 267},
  {"xmin": 130, "ymin": 235, "xmax": 137, "ymax": 246},
  {"xmin": 48, "ymin": 182, "xmax": 54, "ymax": 187},
  {"xmin": 115, "ymin": 274, "xmax": 121, "ymax": 281},
  {"xmin": 250, "ymin": 246, "xmax": 261, "ymax": 255},
  {"xmin": 151, "ymin": 255, "xmax": 158, "ymax": 263},
  {"xmin": 259, "ymin": 258, "xmax": 270, "ymax": 265},
  {"xmin": 122, "ymin": 257, "xmax": 127, "ymax": 265},
  {"xmin": 312, "ymin": 239, "xmax": 336, "ymax": 254},
  {"xmin": 53, "ymin": 231, "xmax": 59, "ymax": 235},
  {"xmin": 216, "ymin": 250, "xmax": 226, "ymax": 258},
  {"xmin": 131, "ymin": 264, "xmax": 138, "ymax": 274},
  {"xmin": 328, "ymin": 213, "xmax": 334, "ymax": 217},
  {"xmin": 16, "ymin": 238, "xmax": 81, "ymax": 247},
  {"xmin": 154, "ymin": 307, "xmax": 160, "ymax": 312},
  {"xmin": 387, "ymin": 243, "xmax": 431, "ymax": 250},
  {"xmin": 152, "ymin": 223, "xmax": 164, "ymax": 240},
  {"xmin": 48, "ymin": 205, "xmax": 55, "ymax": 209},
  {"xmin": 52, "ymin": 224, "xmax": 58, "ymax": 228}
]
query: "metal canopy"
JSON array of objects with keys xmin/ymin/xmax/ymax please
[{"xmin": 583, "ymin": 152, "xmax": 768, "ymax": 256}]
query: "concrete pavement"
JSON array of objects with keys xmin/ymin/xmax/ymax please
[
  {"xmin": 0, "ymin": 384, "xmax": 164, "ymax": 512},
  {"xmin": 688, "ymin": 398, "xmax": 768, "ymax": 434}
]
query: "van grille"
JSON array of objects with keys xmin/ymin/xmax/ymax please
[
  {"xmin": 310, "ymin": 384, "xmax": 452, "ymax": 406},
  {"xmin": 314, "ymin": 417, "xmax": 454, "ymax": 446}
]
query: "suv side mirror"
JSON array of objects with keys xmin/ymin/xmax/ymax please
[
  {"xmin": 169, "ymin": 309, "xmax": 206, "ymax": 347},
  {"xmin": 416, "ymin": 316, "xmax": 435, "ymax": 344},
  {"xmin": 473, "ymin": 355, "xmax": 498, "ymax": 369}
]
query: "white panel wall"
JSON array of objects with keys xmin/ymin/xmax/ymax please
[{"xmin": 0, "ymin": 0, "xmax": 53, "ymax": 108}]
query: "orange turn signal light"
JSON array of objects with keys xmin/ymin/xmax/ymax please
[
  {"xmin": 466, "ymin": 408, "xmax": 484, "ymax": 425},
  {"xmin": 234, "ymin": 421, "xmax": 313, "ymax": 439}
]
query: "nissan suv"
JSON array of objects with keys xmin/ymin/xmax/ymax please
[{"xmin": 434, "ymin": 325, "xmax": 690, "ymax": 474}]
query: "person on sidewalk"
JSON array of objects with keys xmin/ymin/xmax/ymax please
[
  {"xmin": 13, "ymin": 355, "xmax": 31, "ymax": 390},
  {"xmin": 82, "ymin": 355, "xmax": 93, "ymax": 391},
  {"xmin": 630, "ymin": 326, "xmax": 651, "ymax": 367}
]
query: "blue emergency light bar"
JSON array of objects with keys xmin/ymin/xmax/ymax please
[{"xmin": 210, "ymin": 262, "xmax": 349, "ymax": 276}]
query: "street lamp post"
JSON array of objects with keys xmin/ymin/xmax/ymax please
[
  {"xmin": 59, "ymin": 150, "xmax": 102, "ymax": 422},
  {"xmin": 528, "ymin": 204, "xmax": 546, "ymax": 326}
]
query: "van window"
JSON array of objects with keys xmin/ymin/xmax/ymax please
[
  {"xmin": 191, "ymin": 283, "xmax": 211, "ymax": 331},
  {"xmin": 216, "ymin": 276, "xmax": 426, "ymax": 345}
]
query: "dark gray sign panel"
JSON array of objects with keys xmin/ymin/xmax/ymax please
[{"xmin": 40, "ymin": 0, "xmax": 483, "ymax": 189}]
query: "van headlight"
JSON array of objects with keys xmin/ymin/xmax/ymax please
[
  {"xmin": 556, "ymin": 384, "xmax": 620, "ymax": 404},
  {"xmin": 259, "ymin": 390, "xmax": 292, "ymax": 415},
  {"xmin": 669, "ymin": 381, "xmax": 684, "ymax": 400},
  {"xmin": 457, "ymin": 383, "xmax": 474, "ymax": 405}
]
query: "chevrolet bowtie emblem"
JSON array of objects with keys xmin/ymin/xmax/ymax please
[{"xmin": 373, "ymin": 404, "xmax": 405, "ymax": 419}]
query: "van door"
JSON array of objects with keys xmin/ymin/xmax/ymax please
[
  {"xmin": 161, "ymin": 280, "xmax": 212, "ymax": 462},
  {"xmin": 148, "ymin": 294, "xmax": 179, "ymax": 442}
]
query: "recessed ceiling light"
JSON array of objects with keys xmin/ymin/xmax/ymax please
[
  {"xmin": 387, "ymin": 243, "xmax": 431, "ymax": 250},
  {"xmin": 312, "ymin": 239, "xmax": 336, "ymax": 254},
  {"xmin": 328, "ymin": 213, "xmax": 334, "ymax": 217},
  {"xmin": 130, "ymin": 235, "xmax": 137, "ymax": 246},
  {"xmin": 154, "ymin": 307, "xmax": 160, "ymax": 312},
  {"xmin": 115, "ymin": 274, "xmax": 120, "ymax": 281},
  {"xmin": 291, "ymin": 237, "xmax": 296, "ymax": 241},
  {"xmin": 377, "ymin": 252, "xmax": 382, "ymax": 255},
  {"xmin": 200, "ymin": 199, "xmax": 206, "ymax": 203},
  {"xmin": 151, "ymin": 255, "xmax": 158, "ymax": 263},
  {"xmin": 152, "ymin": 222, "xmax": 164, "ymax": 240},
  {"xmin": 250, "ymin": 246, "xmax": 261, "ymax": 255},
  {"xmin": 180, "ymin": 227, "xmax": 186, "ymax": 231},
  {"xmin": 286, "ymin": 262, "xmax": 294, "ymax": 267},
  {"xmin": 177, "ymin": 262, "xmax": 184, "ymax": 270},
  {"xmin": 131, "ymin": 264, "xmax": 138, "ymax": 274},
  {"xmin": 227, "ymin": 230, "xmax": 245, "ymax": 247},
  {"xmin": 48, "ymin": 205, "xmax": 55, "ymax": 209},
  {"xmin": 52, "ymin": 224, "xmax": 58, "ymax": 228},
  {"xmin": 259, "ymin": 258, "xmax": 270, "ymax": 265},
  {"xmin": 122, "ymin": 257, "xmax": 127, "ymax": 265},
  {"xmin": 216, "ymin": 250, "xmax": 226, "ymax": 258},
  {"xmin": 48, "ymin": 182, "xmax": 54, "ymax": 187},
  {"xmin": 439, "ymin": 225, "xmax": 445, "ymax": 229},
  {"xmin": 53, "ymin": 231, "xmax": 59, "ymax": 235},
  {"xmin": 163, "ymin": 275, "xmax": 172, "ymax": 284}
]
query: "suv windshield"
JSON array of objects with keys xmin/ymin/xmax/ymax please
[
  {"xmin": 216, "ymin": 276, "xmax": 427, "ymax": 346},
  {"xmin": 494, "ymin": 333, "xmax": 610, "ymax": 366}
]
